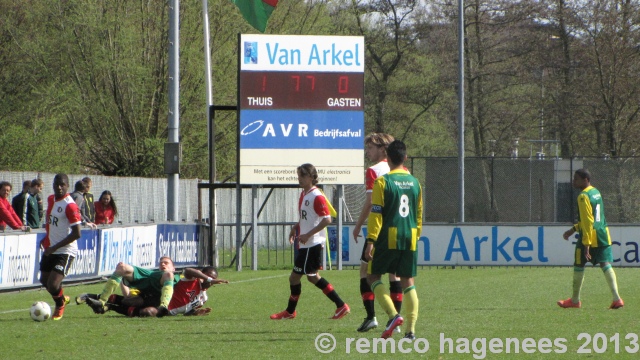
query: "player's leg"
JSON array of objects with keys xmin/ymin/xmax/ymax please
[
  {"xmin": 358, "ymin": 245, "xmax": 377, "ymax": 331},
  {"xmin": 558, "ymin": 244, "xmax": 586, "ymax": 308},
  {"xmin": 368, "ymin": 248, "xmax": 403, "ymax": 338},
  {"xmin": 397, "ymin": 249, "xmax": 419, "ymax": 339},
  {"xmin": 97, "ymin": 262, "xmax": 134, "ymax": 304},
  {"xmin": 388, "ymin": 273, "xmax": 403, "ymax": 313},
  {"xmin": 271, "ymin": 249, "xmax": 307, "ymax": 320},
  {"xmin": 45, "ymin": 255, "xmax": 73, "ymax": 320},
  {"xmin": 270, "ymin": 271, "xmax": 302, "ymax": 319},
  {"xmin": 156, "ymin": 271, "xmax": 175, "ymax": 317},
  {"xmin": 597, "ymin": 246, "xmax": 623, "ymax": 309},
  {"xmin": 308, "ymin": 272, "xmax": 349, "ymax": 319}
]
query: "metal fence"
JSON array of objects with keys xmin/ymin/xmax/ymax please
[{"xmin": 3, "ymin": 156, "xmax": 638, "ymax": 230}]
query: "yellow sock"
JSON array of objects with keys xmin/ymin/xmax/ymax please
[
  {"xmin": 403, "ymin": 286, "xmax": 419, "ymax": 334},
  {"xmin": 371, "ymin": 280, "xmax": 397, "ymax": 319},
  {"xmin": 99, "ymin": 277, "xmax": 121, "ymax": 303},
  {"xmin": 571, "ymin": 267, "xmax": 585, "ymax": 303},
  {"xmin": 602, "ymin": 265, "xmax": 621, "ymax": 301},
  {"xmin": 159, "ymin": 280, "xmax": 174, "ymax": 307}
]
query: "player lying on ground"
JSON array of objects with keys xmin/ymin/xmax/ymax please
[{"xmin": 79, "ymin": 267, "xmax": 228, "ymax": 317}]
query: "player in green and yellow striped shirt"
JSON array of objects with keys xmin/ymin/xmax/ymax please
[{"xmin": 557, "ymin": 168, "xmax": 623, "ymax": 310}]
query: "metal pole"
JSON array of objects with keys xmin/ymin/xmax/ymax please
[
  {"xmin": 202, "ymin": 0, "xmax": 218, "ymax": 267},
  {"xmin": 235, "ymin": 184, "xmax": 242, "ymax": 271},
  {"xmin": 251, "ymin": 186, "xmax": 258, "ymax": 270},
  {"xmin": 458, "ymin": 0, "xmax": 465, "ymax": 223},
  {"xmin": 167, "ymin": 0, "xmax": 180, "ymax": 221},
  {"xmin": 337, "ymin": 185, "xmax": 344, "ymax": 270}
]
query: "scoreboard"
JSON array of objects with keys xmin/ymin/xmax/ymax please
[{"xmin": 237, "ymin": 34, "xmax": 365, "ymax": 185}]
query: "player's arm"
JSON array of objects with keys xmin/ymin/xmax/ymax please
[
  {"xmin": 183, "ymin": 268, "xmax": 228, "ymax": 284},
  {"xmin": 353, "ymin": 192, "xmax": 372, "ymax": 242},
  {"xmin": 576, "ymin": 193, "xmax": 595, "ymax": 246},
  {"xmin": 364, "ymin": 178, "xmax": 386, "ymax": 261},
  {"xmin": 416, "ymin": 184, "xmax": 423, "ymax": 235}
]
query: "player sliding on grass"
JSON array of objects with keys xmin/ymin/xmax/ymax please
[
  {"xmin": 557, "ymin": 168, "xmax": 624, "ymax": 310},
  {"xmin": 364, "ymin": 140, "xmax": 422, "ymax": 340},
  {"xmin": 81, "ymin": 256, "xmax": 180, "ymax": 317},
  {"xmin": 270, "ymin": 163, "xmax": 350, "ymax": 320}
]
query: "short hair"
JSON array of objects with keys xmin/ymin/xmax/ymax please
[
  {"xmin": 575, "ymin": 168, "xmax": 591, "ymax": 181},
  {"xmin": 22, "ymin": 180, "xmax": 32, "ymax": 188},
  {"xmin": 0, "ymin": 181, "xmax": 11, "ymax": 190},
  {"xmin": 297, "ymin": 163, "xmax": 319, "ymax": 185},
  {"xmin": 387, "ymin": 140, "xmax": 407, "ymax": 166},
  {"xmin": 159, "ymin": 256, "xmax": 174, "ymax": 267},
  {"xmin": 82, "ymin": 177, "xmax": 92, "ymax": 187},
  {"xmin": 364, "ymin": 133, "xmax": 394, "ymax": 148},
  {"xmin": 201, "ymin": 266, "xmax": 218, "ymax": 278},
  {"xmin": 74, "ymin": 180, "xmax": 86, "ymax": 192},
  {"xmin": 31, "ymin": 178, "xmax": 43, "ymax": 187},
  {"xmin": 54, "ymin": 173, "xmax": 69, "ymax": 186}
]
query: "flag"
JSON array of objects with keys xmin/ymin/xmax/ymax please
[{"xmin": 231, "ymin": 0, "xmax": 278, "ymax": 33}]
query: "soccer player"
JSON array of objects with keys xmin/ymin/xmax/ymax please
[
  {"xmin": 364, "ymin": 140, "xmax": 423, "ymax": 340},
  {"xmin": 84, "ymin": 256, "xmax": 180, "ymax": 316},
  {"xmin": 39, "ymin": 173, "xmax": 83, "ymax": 320},
  {"xmin": 270, "ymin": 163, "xmax": 350, "ymax": 320},
  {"xmin": 557, "ymin": 168, "xmax": 624, "ymax": 309},
  {"xmin": 90, "ymin": 266, "xmax": 228, "ymax": 317},
  {"xmin": 352, "ymin": 133, "xmax": 404, "ymax": 333}
]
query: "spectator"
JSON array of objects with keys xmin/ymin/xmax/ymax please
[
  {"xmin": 82, "ymin": 177, "xmax": 95, "ymax": 223},
  {"xmin": 95, "ymin": 190, "xmax": 118, "ymax": 225},
  {"xmin": 24, "ymin": 179, "xmax": 43, "ymax": 228},
  {"xmin": 11, "ymin": 180, "xmax": 31, "ymax": 223},
  {"xmin": 70, "ymin": 181, "xmax": 96, "ymax": 229},
  {"xmin": 0, "ymin": 181, "xmax": 28, "ymax": 231}
]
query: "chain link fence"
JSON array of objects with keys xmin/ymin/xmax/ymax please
[{"xmin": 3, "ymin": 157, "xmax": 639, "ymax": 228}]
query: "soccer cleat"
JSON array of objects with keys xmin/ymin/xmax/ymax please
[
  {"xmin": 270, "ymin": 310, "xmax": 297, "ymax": 320},
  {"xmin": 156, "ymin": 306, "xmax": 169, "ymax": 318},
  {"xmin": 557, "ymin": 298, "xmax": 581, "ymax": 308},
  {"xmin": 609, "ymin": 298, "xmax": 624, "ymax": 309},
  {"xmin": 52, "ymin": 296, "xmax": 70, "ymax": 321},
  {"xmin": 86, "ymin": 297, "xmax": 107, "ymax": 314},
  {"xmin": 331, "ymin": 303, "xmax": 350, "ymax": 320},
  {"xmin": 404, "ymin": 332, "xmax": 416, "ymax": 340},
  {"xmin": 381, "ymin": 314, "xmax": 404, "ymax": 339},
  {"xmin": 357, "ymin": 317, "xmax": 378, "ymax": 332},
  {"xmin": 75, "ymin": 293, "xmax": 98, "ymax": 305}
]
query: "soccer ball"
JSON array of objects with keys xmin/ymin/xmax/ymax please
[{"xmin": 30, "ymin": 301, "xmax": 51, "ymax": 322}]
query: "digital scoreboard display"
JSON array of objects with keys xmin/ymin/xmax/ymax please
[{"xmin": 237, "ymin": 34, "xmax": 365, "ymax": 185}]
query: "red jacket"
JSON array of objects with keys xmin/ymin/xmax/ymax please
[
  {"xmin": 0, "ymin": 196, "xmax": 23, "ymax": 229},
  {"xmin": 95, "ymin": 201, "xmax": 115, "ymax": 224}
]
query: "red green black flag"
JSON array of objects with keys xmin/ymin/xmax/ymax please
[{"xmin": 231, "ymin": 0, "xmax": 278, "ymax": 33}]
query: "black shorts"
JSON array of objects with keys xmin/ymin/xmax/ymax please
[
  {"xmin": 40, "ymin": 254, "xmax": 75, "ymax": 276},
  {"xmin": 293, "ymin": 244, "xmax": 323, "ymax": 275}
]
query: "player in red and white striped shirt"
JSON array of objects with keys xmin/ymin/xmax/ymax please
[{"xmin": 39, "ymin": 173, "xmax": 82, "ymax": 320}]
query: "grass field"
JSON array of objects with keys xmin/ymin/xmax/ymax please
[{"xmin": 1, "ymin": 267, "xmax": 638, "ymax": 359}]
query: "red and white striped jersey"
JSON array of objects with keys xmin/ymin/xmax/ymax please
[
  {"xmin": 43, "ymin": 194, "xmax": 82, "ymax": 256},
  {"xmin": 297, "ymin": 187, "xmax": 331, "ymax": 248},
  {"xmin": 168, "ymin": 278, "xmax": 207, "ymax": 315}
]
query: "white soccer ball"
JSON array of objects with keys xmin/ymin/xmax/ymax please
[{"xmin": 30, "ymin": 301, "xmax": 51, "ymax": 322}]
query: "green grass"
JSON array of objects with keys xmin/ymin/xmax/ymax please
[{"xmin": 1, "ymin": 267, "xmax": 639, "ymax": 359}]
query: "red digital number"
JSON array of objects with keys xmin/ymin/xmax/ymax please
[
  {"xmin": 291, "ymin": 75, "xmax": 300, "ymax": 91},
  {"xmin": 338, "ymin": 76, "xmax": 349, "ymax": 94},
  {"xmin": 305, "ymin": 75, "xmax": 315, "ymax": 92}
]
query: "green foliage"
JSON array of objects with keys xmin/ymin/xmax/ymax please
[{"xmin": 1, "ymin": 267, "xmax": 639, "ymax": 359}]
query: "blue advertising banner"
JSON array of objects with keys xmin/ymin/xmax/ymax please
[
  {"xmin": 239, "ymin": 110, "xmax": 363, "ymax": 149},
  {"xmin": 156, "ymin": 224, "xmax": 200, "ymax": 267},
  {"xmin": 66, "ymin": 229, "xmax": 100, "ymax": 279}
]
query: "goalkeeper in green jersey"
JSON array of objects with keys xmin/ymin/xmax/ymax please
[
  {"xmin": 557, "ymin": 168, "xmax": 623, "ymax": 310},
  {"xmin": 364, "ymin": 140, "xmax": 423, "ymax": 340}
]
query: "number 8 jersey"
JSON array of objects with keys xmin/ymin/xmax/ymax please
[{"xmin": 367, "ymin": 169, "xmax": 422, "ymax": 251}]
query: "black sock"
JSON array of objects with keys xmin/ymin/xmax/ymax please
[
  {"xmin": 286, "ymin": 283, "xmax": 302, "ymax": 314},
  {"xmin": 389, "ymin": 280, "xmax": 403, "ymax": 313},
  {"xmin": 315, "ymin": 278, "xmax": 345, "ymax": 308},
  {"xmin": 360, "ymin": 277, "xmax": 375, "ymax": 319}
]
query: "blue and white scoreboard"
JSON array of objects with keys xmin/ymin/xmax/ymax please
[{"xmin": 238, "ymin": 34, "xmax": 365, "ymax": 185}]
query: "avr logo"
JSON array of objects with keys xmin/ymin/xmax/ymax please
[{"xmin": 241, "ymin": 120, "xmax": 308, "ymax": 137}]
